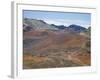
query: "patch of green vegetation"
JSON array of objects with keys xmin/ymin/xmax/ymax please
[{"xmin": 84, "ymin": 27, "xmax": 91, "ymax": 38}]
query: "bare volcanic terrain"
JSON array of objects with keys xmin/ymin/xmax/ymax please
[{"xmin": 23, "ymin": 18, "xmax": 91, "ymax": 69}]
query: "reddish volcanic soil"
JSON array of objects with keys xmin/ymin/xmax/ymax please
[{"xmin": 23, "ymin": 30, "xmax": 91, "ymax": 69}]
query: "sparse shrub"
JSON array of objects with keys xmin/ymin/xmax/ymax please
[{"xmin": 81, "ymin": 40, "xmax": 90, "ymax": 53}]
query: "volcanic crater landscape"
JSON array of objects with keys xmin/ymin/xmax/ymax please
[{"xmin": 23, "ymin": 18, "xmax": 91, "ymax": 69}]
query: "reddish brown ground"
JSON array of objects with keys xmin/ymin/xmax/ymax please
[{"xmin": 23, "ymin": 30, "xmax": 91, "ymax": 69}]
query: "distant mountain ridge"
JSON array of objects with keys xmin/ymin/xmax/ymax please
[
  {"xmin": 23, "ymin": 18, "xmax": 88, "ymax": 33},
  {"xmin": 51, "ymin": 24, "xmax": 67, "ymax": 29},
  {"xmin": 23, "ymin": 18, "xmax": 58, "ymax": 31},
  {"xmin": 67, "ymin": 24, "xmax": 87, "ymax": 33}
]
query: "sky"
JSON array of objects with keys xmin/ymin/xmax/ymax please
[{"xmin": 23, "ymin": 10, "xmax": 91, "ymax": 28}]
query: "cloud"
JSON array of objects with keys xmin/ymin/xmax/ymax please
[{"xmin": 43, "ymin": 19, "xmax": 69, "ymax": 26}]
